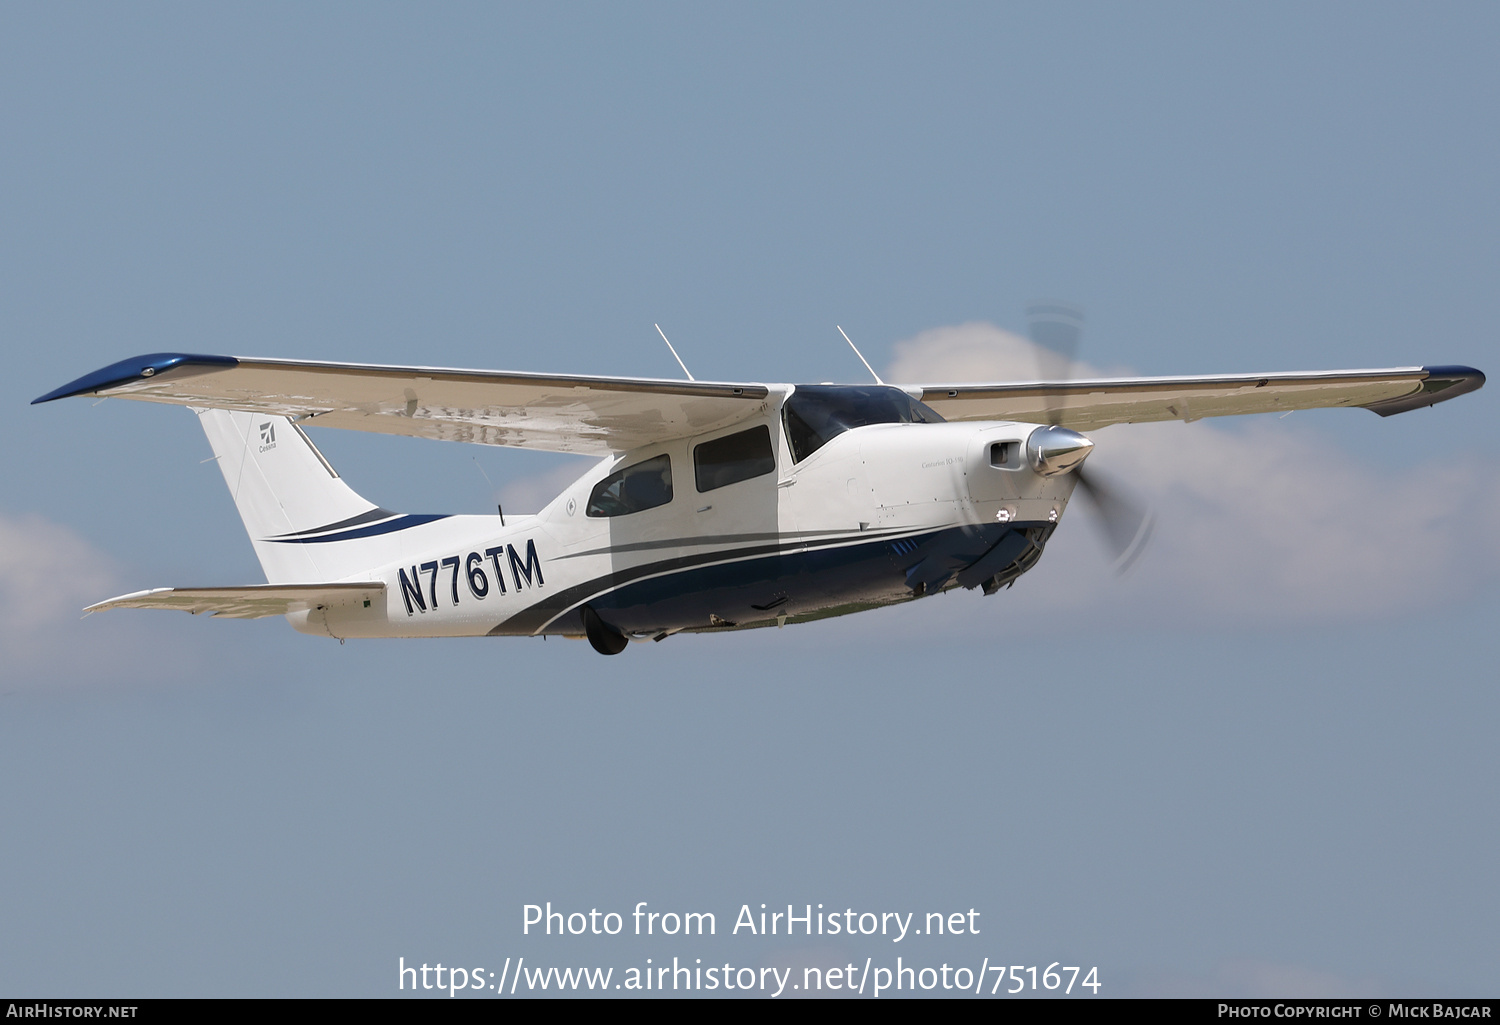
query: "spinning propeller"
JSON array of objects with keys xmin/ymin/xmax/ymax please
[{"xmin": 1026, "ymin": 302, "xmax": 1155, "ymax": 572}]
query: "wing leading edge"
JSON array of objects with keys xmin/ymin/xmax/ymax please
[
  {"xmin": 33, "ymin": 352, "xmax": 771, "ymax": 455},
  {"xmin": 914, "ymin": 365, "xmax": 1484, "ymax": 430}
]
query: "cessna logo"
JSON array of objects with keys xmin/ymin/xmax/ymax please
[{"xmin": 258, "ymin": 422, "xmax": 277, "ymax": 453}]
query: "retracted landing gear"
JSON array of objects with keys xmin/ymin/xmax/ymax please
[{"xmin": 581, "ymin": 605, "xmax": 628, "ymax": 656}]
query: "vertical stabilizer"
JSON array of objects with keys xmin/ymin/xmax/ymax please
[{"xmin": 197, "ymin": 408, "xmax": 387, "ymax": 583}]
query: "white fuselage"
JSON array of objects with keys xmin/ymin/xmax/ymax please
[{"xmin": 289, "ymin": 405, "xmax": 1077, "ymax": 642}]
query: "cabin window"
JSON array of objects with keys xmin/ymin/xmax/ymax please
[
  {"xmin": 694, "ymin": 425, "xmax": 776, "ymax": 493},
  {"xmin": 586, "ymin": 454, "xmax": 673, "ymax": 517},
  {"xmin": 782, "ymin": 385, "xmax": 945, "ymax": 463}
]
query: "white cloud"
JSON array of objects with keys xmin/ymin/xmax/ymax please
[
  {"xmin": 1077, "ymin": 419, "xmax": 1500, "ymax": 620},
  {"xmin": 0, "ymin": 512, "xmax": 118, "ymax": 652},
  {"xmin": 496, "ymin": 458, "xmax": 599, "ymax": 514},
  {"xmin": 886, "ymin": 320, "xmax": 1118, "ymax": 383},
  {"xmin": 0, "ymin": 512, "xmax": 201, "ymax": 686},
  {"xmin": 865, "ymin": 322, "xmax": 1500, "ymax": 630}
]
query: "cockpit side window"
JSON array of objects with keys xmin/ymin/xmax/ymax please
[
  {"xmin": 586, "ymin": 454, "xmax": 673, "ymax": 517},
  {"xmin": 781, "ymin": 385, "xmax": 945, "ymax": 463}
]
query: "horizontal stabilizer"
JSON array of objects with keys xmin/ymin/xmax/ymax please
[{"xmin": 85, "ymin": 582, "xmax": 385, "ymax": 619}]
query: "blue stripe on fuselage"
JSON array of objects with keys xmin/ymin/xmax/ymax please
[
  {"xmin": 490, "ymin": 521, "xmax": 1052, "ymax": 637},
  {"xmin": 262, "ymin": 513, "xmax": 450, "ymax": 544}
]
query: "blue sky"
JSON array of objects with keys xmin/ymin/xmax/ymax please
[{"xmin": 2, "ymin": 3, "xmax": 1496, "ymax": 997}]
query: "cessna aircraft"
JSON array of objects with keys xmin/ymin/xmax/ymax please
[{"xmin": 33, "ymin": 346, "xmax": 1484, "ymax": 654}]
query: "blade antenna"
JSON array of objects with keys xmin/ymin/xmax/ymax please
[
  {"xmin": 837, "ymin": 325, "xmax": 884, "ymax": 384},
  {"xmin": 655, "ymin": 324, "xmax": 695, "ymax": 381},
  {"xmin": 473, "ymin": 457, "xmax": 505, "ymax": 525}
]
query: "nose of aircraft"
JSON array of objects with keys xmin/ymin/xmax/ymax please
[{"xmin": 1026, "ymin": 425, "xmax": 1094, "ymax": 477}]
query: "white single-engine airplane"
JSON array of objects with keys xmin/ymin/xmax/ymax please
[{"xmin": 34, "ymin": 346, "xmax": 1484, "ymax": 654}]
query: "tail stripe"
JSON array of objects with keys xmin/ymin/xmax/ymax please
[
  {"xmin": 266, "ymin": 507, "xmax": 396, "ymax": 538},
  {"xmin": 264, "ymin": 513, "xmax": 450, "ymax": 545}
]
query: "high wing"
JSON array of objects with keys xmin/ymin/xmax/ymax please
[
  {"xmin": 915, "ymin": 365, "xmax": 1484, "ymax": 430},
  {"xmin": 33, "ymin": 352, "xmax": 770, "ymax": 455},
  {"xmin": 85, "ymin": 582, "xmax": 386, "ymax": 619},
  {"xmin": 33, "ymin": 352, "xmax": 1482, "ymax": 448}
]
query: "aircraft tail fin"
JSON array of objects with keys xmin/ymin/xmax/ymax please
[{"xmin": 196, "ymin": 408, "xmax": 389, "ymax": 583}]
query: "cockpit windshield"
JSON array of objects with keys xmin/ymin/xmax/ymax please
[{"xmin": 781, "ymin": 385, "xmax": 945, "ymax": 463}]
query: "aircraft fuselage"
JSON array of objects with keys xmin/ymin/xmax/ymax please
[{"xmin": 286, "ymin": 416, "xmax": 1077, "ymax": 644}]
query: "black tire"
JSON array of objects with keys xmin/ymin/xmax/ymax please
[{"xmin": 581, "ymin": 605, "xmax": 628, "ymax": 656}]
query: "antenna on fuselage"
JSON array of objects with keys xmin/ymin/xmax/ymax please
[
  {"xmin": 473, "ymin": 457, "xmax": 505, "ymax": 526},
  {"xmin": 837, "ymin": 326, "xmax": 884, "ymax": 384},
  {"xmin": 654, "ymin": 324, "xmax": 695, "ymax": 381}
]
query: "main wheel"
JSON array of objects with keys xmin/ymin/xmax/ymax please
[{"xmin": 581, "ymin": 605, "xmax": 628, "ymax": 656}]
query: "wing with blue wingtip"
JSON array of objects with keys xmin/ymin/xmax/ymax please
[
  {"xmin": 914, "ymin": 366, "xmax": 1484, "ymax": 430},
  {"xmin": 33, "ymin": 352, "xmax": 771, "ymax": 455}
]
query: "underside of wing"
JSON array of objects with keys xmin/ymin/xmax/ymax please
[
  {"xmin": 34, "ymin": 353, "xmax": 771, "ymax": 455},
  {"xmin": 914, "ymin": 366, "xmax": 1484, "ymax": 430},
  {"xmin": 85, "ymin": 582, "xmax": 386, "ymax": 619}
]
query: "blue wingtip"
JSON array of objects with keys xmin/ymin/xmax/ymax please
[
  {"xmin": 1422, "ymin": 364, "xmax": 1485, "ymax": 387},
  {"xmin": 32, "ymin": 353, "xmax": 238, "ymax": 404},
  {"xmin": 1364, "ymin": 365, "xmax": 1485, "ymax": 417}
]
